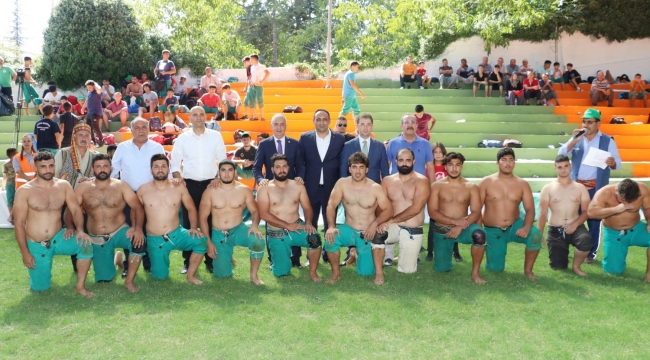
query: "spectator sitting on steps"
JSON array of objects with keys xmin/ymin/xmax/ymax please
[
  {"xmin": 629, "ymin": 73, "xmax": 648, "ymax": 108},
  {"xmin": 438, "ymin": 59, "xmax": 458, "ymax": 89},
  {"xmin": 417, "ymin": 61, "xmax": 432, "ymax": 89},
  {"xmin": 564, "ymin": 63, "xmax": 583, "ymax": 91},
  {"xmin": 399, "ymin": 56, "xmax": 423, "ymax": 89},
  {"xmin": 456, "ymin": 58, "xmax": 475, "ymax": 86},
  {"xmin": 591, "ymin": 71, "xmax": 614, "ymax": 107},
  {"xmin": 540, "ymin": 74, "xmax": 561, "ymax": 106}
]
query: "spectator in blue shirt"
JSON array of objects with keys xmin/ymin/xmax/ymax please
[{"xmin": 33, "ymin": 104, "xmax": 62, "ymax": 154}]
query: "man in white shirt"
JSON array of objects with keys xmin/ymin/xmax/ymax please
[
  {"xmin": 249, "ymin": 54, "xmax": 271, "ymax": 121},
  {"xmin": 199, "ymin": 67, "xmax": 224, "ymax": 97},
  {"xmin": 41, "ymin": 85, "xmax": 63, "ymax": 114},
  {"xmin": 174, "ymin": 75, "xmax": 188, "ymax": 96},
  {"xmin": 110, "ymin": 117, "xmax": 166, "ymax": 275},
  {"xmin": 101, "ymin": 78, "xmax": 115, "ymax": 106},
  {"xmin": 171, "ymin": 106, "xmax": 227, "ymax": 273}
]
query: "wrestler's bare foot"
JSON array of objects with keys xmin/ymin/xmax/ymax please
[
  {"xmin": 374, "ymin": 274, "xmax": 384, "ymax": 285},
  {"xmin": 251, "ymin": 276, "xmax": 265, "ymax": 286},
  {"xmin": 471, "ymin": 273, "xmax": 486, "ymax": 284},
  {"xmin": 524, "ymin": 271, "xmax": 537, "ymax": 281},
  {"xmin": 231, "ymin": 258, "xmax": 237, "ymax": 266},
  {"xmin": 124, "ymin": 281, "xmax": 139, "ymax": 293},
  {"xmin": 573, "ymin": 266, "xmax": 587, "ymax": 277},
  {"xmin": 325, "ymin": 275, "xmax": 340, "ymax": 284},
  {"xmin": 187, "ymin": 276, "xmax": 203, "ymax": 285},
  {"xmin": 76, "ymin": 287, "xmax": 95, "ymax": 298},
  {"xmin": 310, "ymin": 273, "xmax": 322, "ymax": 283}
]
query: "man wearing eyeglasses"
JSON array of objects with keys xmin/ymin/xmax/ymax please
[
  {"xmin": 559, "ymin": 108, "xmax": 621, "ymax": 263},
  {"xmin": 335, "ymin": 117, "xmax": 355, "ymax": 142},
  {"xmin": 383, "ymin": 114, "xmax": 434, "ymax": 266}
]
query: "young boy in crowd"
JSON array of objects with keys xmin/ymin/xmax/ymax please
[
  {"xmin": 221, "ymin": 84, "xmax": 241, "ymax": 120},
  {"xmin": 552, "ymin": 62, "xmax": 565, "ymax": 91},
  {"xmin": 3, "ymin": 148, "xmax": 17, "ymax": 223},
  {"xmin": 417, "ymin": 61, "xmax": 432, "ymax": 89}
]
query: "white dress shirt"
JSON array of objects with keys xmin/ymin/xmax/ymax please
[
  {"xmin": 251, "ymin": 64, "xmax": 268, "ymax": 84},
  {"xmin": 110, "ymin": 139, "xmax": 166, "ymax": 191},
  {"xmin": 171, "ymin": 128, "xmax": 227, "ymax": 181},
  {"xmin": 316, "ymin": 132, "xmax": 331, "ymax": 185}
]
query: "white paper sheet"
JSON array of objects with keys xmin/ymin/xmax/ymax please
[{"xmin": 582, "ymin": 147, "xmax": 610, "ymax": 169}]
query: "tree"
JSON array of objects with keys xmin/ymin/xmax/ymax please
[
  {"xmin": 38, "ymin": 0, "xmax": 150, "ymax": 90},
  {"xmin": 136, "ymin": 0, "xmax": 256, "ymax": 74}
]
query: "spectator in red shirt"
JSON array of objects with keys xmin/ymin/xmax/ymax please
[
  {"xmin": 198, "ymin": 84, "xmax": 222, "ymax": 114},
  {"xmin": 414, "ymin": 104, "xmax": 435, "ymax": 141},
  {"xmin": 102, "ymin": 92, "xmax": 128, "ymax": 128},
  {"xmin": 417, "ymin": 61, "xmax": 432, "ymax": 89},
  {"xmin": 523, "ymin": 71, "xmax": 542, "ymax": 105}
]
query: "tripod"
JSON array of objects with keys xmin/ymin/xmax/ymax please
[{"xmin": 13, "ymin": 78, "xmax": 24, "ymax": 147}]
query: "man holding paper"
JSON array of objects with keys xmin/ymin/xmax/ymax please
[{"xmin": 558, "ymin": 108, "xmax": 621, "ymax": 263}]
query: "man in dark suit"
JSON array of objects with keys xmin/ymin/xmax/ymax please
[
  {"xmin": 340, "ymin": 113, "xmax": 389, "ymax": 183},
  {"xmin": 253, "ymin": 113, "xmax": 306, "ymax": 268},
  {"xmin": 299, "ymin": 109, "xmax": 346, "ymax": 264}
]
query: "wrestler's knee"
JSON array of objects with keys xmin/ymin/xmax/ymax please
[
  {"xmin": 306, "ymin": 233, "xmax": 322, "ymax": 250},
  {"xmin": 369, "ymin": 231, "xmax": 388, "ymax": 250},
  {"xmin": 472, "ymin": 229, "xmax": 486, "ymax": 246},
  {"xmin": 250, "ymin": 237, "xmax": 266, "ymax": 254},
  {"xmin": 526, "ymin": 227, "xmax": 543, "ymax": 250}
]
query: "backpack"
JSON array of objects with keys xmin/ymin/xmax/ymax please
[
  {"xmin": 186, "ymin": 99, "xmax": 197, "ymax": 109},
  {"xmin": 610, "ymin": 117, "xmax": 626, "ymax": 124},
  {"xmin": 0, "ymin": 93, "xmax": 14, "ymax": 116},
  {"xmin": 178, "ymin": 92, "xmax": 189, "ymax": 105},
  {"xmin": 102, "ymin": 134, "xmax": 115, "ymax": 145},
  {"xmin": 174, "ymin": 116, "xmax": 187, "ymax": 129},
  {"xmin": 618, "ymin": 92, "xmax": 629, "ymax": 100},
  {"xmin": 478, "ymin": 140, "xmax": 503, "ymax": 148},
  {"xmin": 188, "ymin": 88, "xmax": 199, "ymax": 98},
  {"xmin": 503, "ymin": 139, "xmax": 523, "ymax": 148},
  {"xmin": 282, "ymin": 105, "xmax": 303, "ymax": 113},
  {"xmin": 149, "ymin": 116, "xmax": 162, "ymax": 132}
]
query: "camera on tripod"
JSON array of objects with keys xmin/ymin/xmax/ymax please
[{"xmin": 16, "ymin": 67, "xmax": 29, "ymax": 82}]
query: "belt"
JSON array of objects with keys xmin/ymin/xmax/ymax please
[
  {"xmin": 28, "ymin": 238, "xmax": 52, "ymax": 249},
  {"xmin": 484, "ymin": 225, "xmax": 512, "ymax": 232},
  {"xmin": 89, "ymin": 223, "xmax": 129, "ymax": 245},
  {"xmin": 433, "ymin": 223, "xmax": 454, "ymax": 235},
  {"xmin": 577, "ymin": 179, "xmax": 596, "ymax": 189},
  {"xmin": 267, "ymin": 219, "xmax": 303, "ymax": 239},
  {"xmin": 185, "ymin": 178, "xmax": 213, "ymax": 184},
  {"xmin": 399, "ymin": 226, "xmax": 424, "ymax": 235}
]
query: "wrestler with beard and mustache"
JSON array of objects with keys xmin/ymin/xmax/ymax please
[
  {"xmin": 428, "ymin": 152, "xmax": 487, "ymax": 284},
  {"xmin": 199, "ymin": 161, "xmax": 265, "ymax": 285},
  {"xmin": 12, "ymin": 151, "xmax": 94, "ymax": 297},
  {"xmin": 67, "ymin": 154, "xmax": 145, "ymax": 292},
  {"xmin": 257, "ymin": 154, "xmax": 321, "ymax": 282},
  {"xmin": 374, "ymin": 148, "xmax": 430, "ymax": 274},
  {"xmin": 137, "ymin": 154, "xmax": 208, "ymax": 285}
]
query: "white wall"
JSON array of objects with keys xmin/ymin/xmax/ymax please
[{"xmin": 347, "ymin": 32, "xmax": 650, "ymax": 80}]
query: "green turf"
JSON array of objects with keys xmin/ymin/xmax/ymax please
[{"xmin": 2, "ymin": 227, "xmax": 650, "ymax": 358}]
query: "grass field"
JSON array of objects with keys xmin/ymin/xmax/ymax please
[{"xmin": 1, "ymin": 226, "xmax": 650, "ymax": 359}]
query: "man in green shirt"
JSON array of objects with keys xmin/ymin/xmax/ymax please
[{"xmin": 0, "ymin": 57, "xmax": 17, "ymax": 100}]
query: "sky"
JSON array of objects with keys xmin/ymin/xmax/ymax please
[{"xmin": 1, "ymin": 0, "xmax": 60, "ymax": 56}]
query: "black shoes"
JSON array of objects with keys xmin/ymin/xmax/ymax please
[
  {"xmin": 425, "ymin": 253, "xmax": 433, "ymax": 261},
  {"xmin": 454, "ymin": 253, "xmax": 464, "ymax": 262}
]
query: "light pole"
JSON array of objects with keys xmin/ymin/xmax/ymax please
[{"xmin": 325, "ymin": 0, "xmax": 332, "ymax": 88}]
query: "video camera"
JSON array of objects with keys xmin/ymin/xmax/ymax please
[{"xmin": 16, "ymin": 67, "xmax": 29, "ymax": 81}]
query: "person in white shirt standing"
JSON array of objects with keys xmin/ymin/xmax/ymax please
[
  {"xmin": 248, "ymin": 54, "xmax": 271, "ymax": 121},
  {"xmin": 171, "ymin": 106, "xmax": 227, "ymax": 274},
  {"xmin": 110, "ymin": 117, "xmax": 166, "ymax": 275}
]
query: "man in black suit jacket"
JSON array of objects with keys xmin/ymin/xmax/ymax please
[
  {"xmin": 253, "ymin": 114, "xmax": 306, "ymax": 267},
  {"xmin": 299, "ymin": 109, "xmax": 345, "ymax": 263},
  {"xmin": 340, "ymin": 113, "xmax": 389, "ymax": 183}
]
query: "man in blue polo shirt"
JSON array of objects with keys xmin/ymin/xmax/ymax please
[
  {"xmin": 33, "ymin": 104, "xmax": 62, "ymax": 154},
  {"xmin": 558, "ymin": 108, "xmax": 621, "ymax": 263},
  {"xmin": 384, "ymin": 113, "xmax": 434, "ymax": 266}
]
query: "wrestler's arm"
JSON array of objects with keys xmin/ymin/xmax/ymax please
[
  {"xmin": 640, "ymin": 185, "xmax": 650, "ymax": 228},
  {"xmin": 122, "ymin": 181, "xmax": 144, "ymax": 232},
  {"xmin": 298, "ymin": 184, "xmax": 315, "ymax": 227},
  {"xmin": 467, "ymin": 184, "xmax": 483, "ymax": 225},
  {"xmin": 476, "ymin": 178, "xmax": 489, "ymax": 226},
  {"xmin": 520, "ymin": 180, "xmax": 536, "ymax": 230},
  {"xmin": 64, "ymin": 181, "xmax": 88, "ymax": 236},
  {"xmin": 13, "ymin": 188, "xmax": 33, "ymax": 267},
  {"xmin": 243, "ymin": 187, "xmax": 261, "ymax": 228},
  {"xmin": 587, "ymin": 189, "xmax": 625, "ymax": 219},
  {"xmin": 390, "ymin": 177, "xmax": 429, "ymax": 223},
  {"xmin": 537, "ymin": 185, "xmax": 550, "ymax": 239},
  {"xmin": 180, "ymin": 186, "xmax": 199, "ymax": 230},
  {"xmin": 63, "ymin": 184, "xmax": 85, "ymax": 230},
  {"xmin": 373, "ymin": 184, "xmax": 394, "ymax": 226},
  {"xmin": 198, "ymin": 189, "xmax": 212, "ymax": 243},
  {"xmin": 256, "ymin": 186, "xmax": 291, "ymax": 228},
  {"xmin": 326, "ymin": 181, "xmax": 343, "ymax": 230}
]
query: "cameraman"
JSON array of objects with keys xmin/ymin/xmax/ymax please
[
  {"xmin": 0, "ymin": 57, "xmax": 17, "ymax": 100},
  {"xmin": 20, "ymin": 57, "xmax": 41, "ymax": 115}
]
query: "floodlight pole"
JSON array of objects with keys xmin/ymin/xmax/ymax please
[{"xmin": 325, "ymin": 0, "xmax": 332, "ymax": 88}]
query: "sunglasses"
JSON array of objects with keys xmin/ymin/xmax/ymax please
[{"xmin": 337, "ymin": 123, "xmax": 347, "ymax": 127}]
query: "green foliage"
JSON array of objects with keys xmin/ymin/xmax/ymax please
[
  {"xmin": 136, "ymin": 0, "xmax": 256, "ymax": 74},
  {"xmin": 37, "ymin": 0, "xmax": 149, "ymax": 90}
]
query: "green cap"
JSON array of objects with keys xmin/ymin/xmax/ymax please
[
  {"xmin": 241, "ymin": 132, "xmax": 251, "ymax": 138},
  {"xmin": 77, "ymin": 95, "xmax": 85, "ymax": 100},
  {"xmin": 125, "ymin": 75, "xmax": 133, "ymax": 81},
  {"xmin": 582, "ymin": 108, "xmax": 601, "ymax": 121}
]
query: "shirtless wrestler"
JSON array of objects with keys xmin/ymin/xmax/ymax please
[
  {"xmin": 137, "ymin": 154, "xmax": 207, "ymax": 285},
  {"xmin": 588, "ymin": 179, "xmax": 650, "ymax": 281},
  {"xmin": 325, "ymin": 152, "xmax": 393, "ymax": 285},
  {"xmin": 12, "ymin": 151, "xmax": 94, "ymax": 297},
  {"xmin": 428, "ymin": 152, "xmax": 487, "ymax": 284},
  {"xmin": 199, "ymin": 160, "xmax": 265, "ymax": 285},
  {"xmin": 256, "ymin": 154, "xmax": 321, "ymax": 282},
  {"xmin": 68, "ymin": 153, "xmax": 146, "ymax": 292},
  {"xmin": 478, "ymin": 148, "xmax": 542, "ymax": 280},
  {"xmin": 377, "ymin": 148, "xmax": 430, "ymax": 273},
  {"xmin": 538, "ymin": 155, "xmax": 592, "ymax": 276}
]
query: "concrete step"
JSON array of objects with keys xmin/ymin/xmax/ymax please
[{"xmin": 264, "ymin": 95, "xmax": 505, "ymax": 106}]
